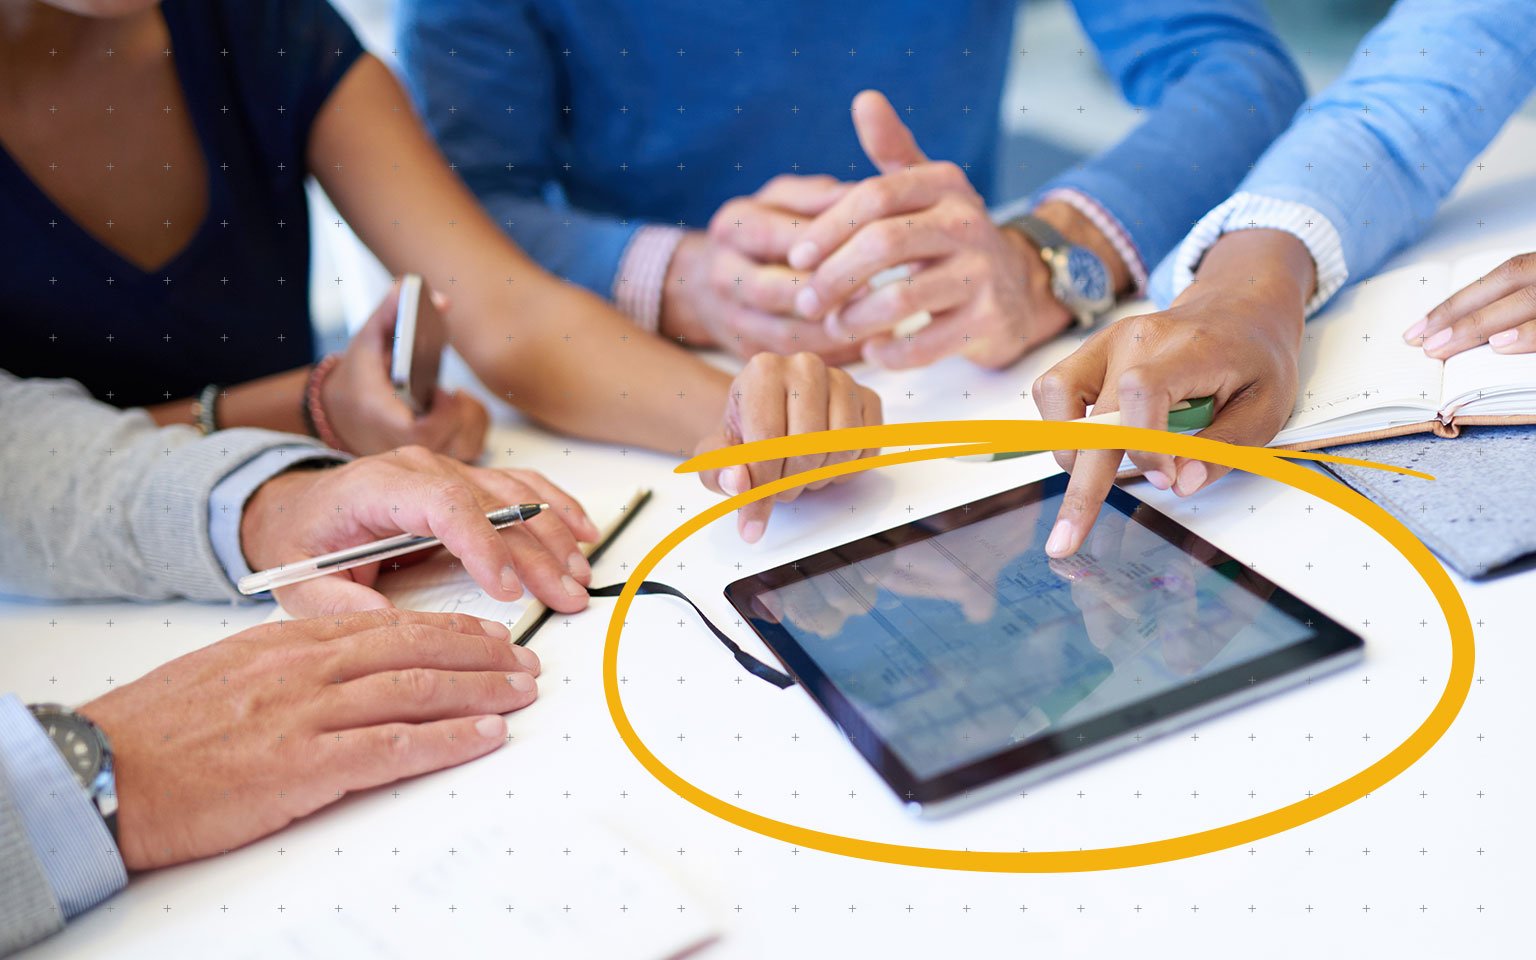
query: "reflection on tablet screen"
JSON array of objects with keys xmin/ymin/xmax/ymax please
[{"xmin": 752, "ymin": 489, "xmax": 1313, "ymax": 782}]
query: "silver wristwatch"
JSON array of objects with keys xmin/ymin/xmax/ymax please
[
  {"xmin": 1005, "ymin": 214, "xmax": 1115, "ymax": 327},
  {"xmin": 28, "ymin": 703, "xmax": 118, "ymax": 842}
]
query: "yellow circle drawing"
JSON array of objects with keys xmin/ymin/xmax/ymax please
[{"xmin": 602, "ymin": 420, "xmax": 1470, "ymax": 872}]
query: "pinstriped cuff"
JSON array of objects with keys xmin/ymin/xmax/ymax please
[
  {"xmin": 613, "ymin": 225, "xmax": 686, "ymax": 334},
  {"xmin": 1038, "ymin": 187, "xmax": 1149, "ymax": 296},
  {"xmin": 0, "ymin": 695, "xmax": 125, "ymax": 920},
  {"xmin": 1167, "ymin": 192, "xmax": 1348, "ymax": 317},
  {"xmin": 131, "ymin": 429, "xmax": 331, "ymax": 603}
]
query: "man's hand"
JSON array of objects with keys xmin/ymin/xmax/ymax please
[
  {"xmin": 1033, "ymin": 230, "xmax": 1311, "ymax": 558},
  {"xmin": 660, "ymin": 176, "xmax": 855, "ymax": 361},
  {"xmin": 240, "ymin": 447, "xmax": 601, "ymax": 617},
  {"xmin": 1407, "ymin": 252, "xmax": 1536, "ymax": 357},
  {"xmin": 694, "ymin": 352, "xmax": 882, "ymax": 543},
  {"xmin": 785, "ymin": 90, "xmax": 1078, "ymax": 370},
  {"xmin": 78, "ymin": 610, "xmax": 538, "ymax": 871},
  {"xmin": 323, "ymin": 280, "xmax": 489, "ymax": 461}
]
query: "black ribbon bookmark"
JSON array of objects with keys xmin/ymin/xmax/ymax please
[{"xmin": 587, "ymin": 582, "xmax": 796, "ymax": 689}]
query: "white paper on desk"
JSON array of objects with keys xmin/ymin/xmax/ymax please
[{"xmin": 272, "ymin": 487, "xmax": 649, "ymax": 641}]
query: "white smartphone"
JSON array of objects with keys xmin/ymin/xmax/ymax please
[{"xmin": 389, "ymin": 274, "xmax": 447, "ymax": 414}]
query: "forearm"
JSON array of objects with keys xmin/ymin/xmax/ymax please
[
  {"xmin": 145, "ymin": 366, "xmax": 310, "ymax": 436},
  {"xmin": 0, "ymin": 371, "xmax": 325, "ymax": 602},
  {"xmin": 1229, "ymin": 0, "xmax": 1536, "ymax": 288},
  {"xmin": 1050, "ymin": 0, "xmax": 1305, "ymax": 271},
  {"xmin": 312, "ymin": 57, "xmax": 728, "ymax": 454}
]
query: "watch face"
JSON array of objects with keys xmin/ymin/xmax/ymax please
[
  {"xmin": 1063, "ymin": 246, "xmax": 1110, "ymax": 306},
  {"xmin": 40, "ymin": 713, "xmax": 102, "ymax": 788}
]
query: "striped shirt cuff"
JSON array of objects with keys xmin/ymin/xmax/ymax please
[
  {"xmin": 207, "ymin": 446, "xmax": 349, "ymax": 594},
  {"xmin": 1166, "ymin": 192, "xmax": 1348, "ymax": 317},
  {"xmin": 613, "ymin": 225, "xmax": 687, "ymax": 335},
  {"xmin": 0, "ymin": 695, "xmax": 125, "ymax": 919},
  {"xmin": 1038, "ymin": 187, "xmax": 1149, "ymax": 296}
]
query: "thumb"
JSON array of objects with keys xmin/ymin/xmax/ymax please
[
  {"xmin": 851, "ymin": 89, "xmax": 926, "ymax": 174},
  {"xmin": 692, "ymin": 430, "xmax": 751, "ymax": 498},
  {"xmin": 358, "ymin": 281, "xmax": 403, "ymax": 354}
]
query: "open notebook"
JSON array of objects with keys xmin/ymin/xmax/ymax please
[
  {"xmin": 277, "ymin": 487, "xmax": 651, "ymax": 642},
  {"xmin": 1275, "ymin": 247, "xmax": 1536, "ymax": 449}
]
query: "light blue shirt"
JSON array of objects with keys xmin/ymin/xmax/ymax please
[
  {"xmin": 0, "ymin": 695, "xmax": 125, "ymax": 919},
  {"xmin": 1153, "ymin": 0, "xmax": 1536, "ymax": 312}
]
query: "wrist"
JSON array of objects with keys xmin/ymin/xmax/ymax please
[
  {"xmin": 1033, "ymin": 199, "xmax": 1132, "ymax": 297},
  {"xmin": 658, "ymin": 231, "xmax": 712, "ymax": 345},
  {"xmin": 239, "ymin": 468, "xmax": 316, "ymax": 571},
  {"xmin": 1000, "ymin": 225, "xmax": 1073, "ymax": 341},
  {"xmin": 1182, "ymin": 229, "xmax": 1316, "ymax": 320}
]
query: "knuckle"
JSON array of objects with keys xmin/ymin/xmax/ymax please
[
  {"xmin": 1514, "ymin": 283, "xmax": 1536, "ymax": 311},
  {"xmin": 1496, "ymin": 254, "xmax": 1533, "ymax": 282},
  {"xmin": 399, "ymin": 668, "xmax": 439, "ymax": 706},
  {"xmin": 1059, "ymin": 489, "xmax": 1091, "ymax": 519},
  {"xmin": 1033, "ymin": 369, "xmax": 1072, "ymax": 409}
]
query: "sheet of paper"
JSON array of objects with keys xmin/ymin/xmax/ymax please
[
  {"xmin": 273, "ymin": 488, "xmax": 650, "ymax": 639},
  {"xmin": 1275, "ymin": 263, "xmax": 1448, "ymax": 446},
  {"xmin": 1440, "ymin": 248, "xmax": 1536, "ymax": 415}
]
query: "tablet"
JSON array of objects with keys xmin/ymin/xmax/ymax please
[{"xmin": 724, "ymin": 474, "xmax": 1362, "ymax": 817}]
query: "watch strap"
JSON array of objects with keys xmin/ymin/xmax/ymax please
[{"xmin": 1005, "ymin": 214, "xmax": 1071, "ymax": 255}]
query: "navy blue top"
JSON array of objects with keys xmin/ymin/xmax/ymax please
[{"xmin": 0, "ymin": 0, "xmax": 363, "ymax": 408}]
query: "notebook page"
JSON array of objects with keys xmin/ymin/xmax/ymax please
[
  {"xmin": 1440, "ymin": 249, "xmax": 1536, "ymax": 416},
  {"xmin": 379, "ymin": 550, "xmax": 538, "ymax": 633},
  {"xmin": 1274, "ymin": 263, "xmax": 1448, "ymax": 446}
]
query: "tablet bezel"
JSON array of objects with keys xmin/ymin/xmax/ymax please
[{"xmin": 723, "ymin": 473, "xmax": 1363, "ymax": 815}]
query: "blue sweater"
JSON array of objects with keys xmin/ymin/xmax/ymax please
[{"xmin": 398, "ymin": 0, "xmax": 1304, "ymax": 299}]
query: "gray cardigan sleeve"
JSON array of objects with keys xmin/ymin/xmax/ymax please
[{"xmin": 0, "ymin": 371, "xmax": 333, "ymax": 602}]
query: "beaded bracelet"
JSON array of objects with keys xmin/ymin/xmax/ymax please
[{"xmin": 303, "ymin": 354, "xmax": 346, "ymax": 452}]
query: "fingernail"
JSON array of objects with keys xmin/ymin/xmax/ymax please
[
  {"xmin": 1402, "ymin": 316, "xmax": 1427, "ymax": 343},
  {"xmin": 1145, "ymin": 470, "xmax": 1172, "ymax": 491},
  {"xmin": 511, "ymin": 644, "xmax": 541, "ymax": 675},
  {"xmin": 481, "ymin": 619, "xmax": 511, "ymax": 640},
  {"xmin": 475, "ymin": 714, "xmax": 507, "ymax": 738},
  {"xmin": 507, "ymin": 672, "xmax": 536, "ymax": 692},
  {"xmin": 719, "ymin": 465, "xmax": 745, "ymax": 496},
  {"xmin": 500, "ymin": 565, "xmax": 523, "ymax": 599},
  {"xmin": 788, "ymin": 241, "xmax": 819, "ymax": 270},
  {"xmin": 1175, "ymin": 461, "xmax": 1208, "ymax": 496},
  {"xmin": 567, "ymin": 552, "xmax": 591, "ymax": 578},
  {"xmin": 1423, "ymin": 328, "xmax": 1452, "ymax": 351},
  {"xmin": 741, "ymin": 519, "xmax": 765, "ymax": 543},
  {"xmin": 561, "ymin": 574, "xmax": 585, "ymax": 598},
  {"xmin": 1490, "ymin": 329, "xmax": 1518, "ymax": 347},
  {"xmin": 795, "ymin": 287, "xmax": 821, "ymax": 318},
  {"xmin": 1045, "ymin": 520, "xmax": 1073, "ymax": 557},
  {"xmin": 430, "ymin": 290, "xmax": 450, "ymax": 311}
]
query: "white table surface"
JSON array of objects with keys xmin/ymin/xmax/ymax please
[{"xmin": 5, "ymin": 121, "xmax": 1535, "ymax": 959}]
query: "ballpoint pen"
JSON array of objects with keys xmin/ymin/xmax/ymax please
[{"xmin": 237, "ymin": 502, "xmax": 548, "ymax": 595}]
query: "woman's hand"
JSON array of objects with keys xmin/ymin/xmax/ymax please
[
  {"xmin": 694, "ymin": 352, "xmax": 883, "ymax": 543},
  {"xmin": 1033, "ymin": 230, "xmax": 1312, "ymax": 558},
  {"xmin": 1407, "ymin": 252, "xmax": 1536, "ymax": 357},
  {"xmin": 322, "ymin": 280, "xmax": 489, "ymax": 461}
]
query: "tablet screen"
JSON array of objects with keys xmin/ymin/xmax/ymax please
[{"xmin": 739, "ymin": 480, "xmax": 1326, "ymax": 784}]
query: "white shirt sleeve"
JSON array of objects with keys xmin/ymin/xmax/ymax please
[{"xmin": 1163, "ymin": 192, "xmax": 1349, "ymax": 317}]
